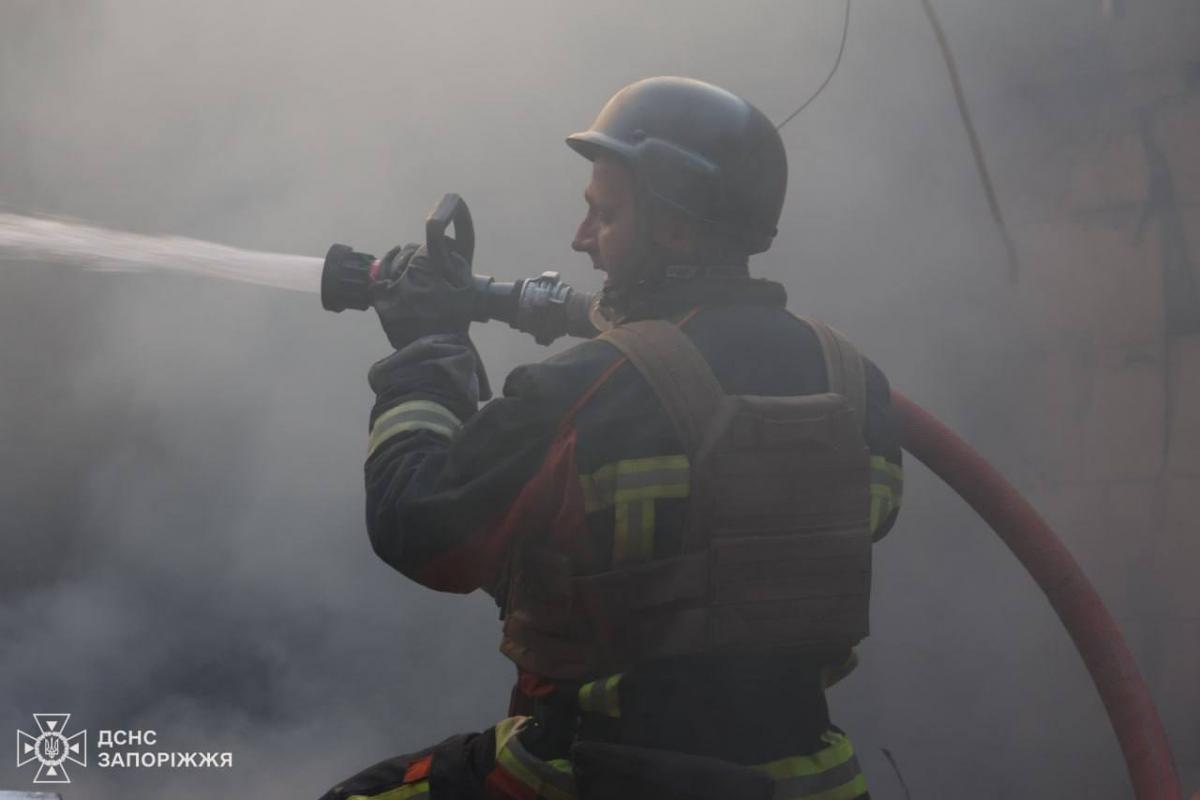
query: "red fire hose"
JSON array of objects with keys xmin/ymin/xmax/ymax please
[{"xmin": 894, "ymin": 390, "xmax": 1182, "ymax": 799}]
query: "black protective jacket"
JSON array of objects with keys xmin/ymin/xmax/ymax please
[{"xmin": 364, "ymin": 275, "xmax": 903, "ymax": 763}]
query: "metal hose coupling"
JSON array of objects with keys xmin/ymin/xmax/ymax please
[{"xmin": 466, "ymin": 270, "xmax": 597, "ymax": 344}]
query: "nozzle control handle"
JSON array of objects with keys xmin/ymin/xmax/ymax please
[{"xmin": 425, "ymin": 193, "xmax": 475, "ymax": 282}]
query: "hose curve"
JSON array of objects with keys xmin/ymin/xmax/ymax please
[{"xmin": 893, "ymin": 390, "xmax": 1181, "ymax": 799}]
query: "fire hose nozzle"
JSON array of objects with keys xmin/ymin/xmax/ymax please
[
  {"xmin": 320, "ymin": 243, "xmax": 377, "ymax": 313},
  {"xmin": 321, "ymin": 195, "xmax": 598, "ymax": 344}
]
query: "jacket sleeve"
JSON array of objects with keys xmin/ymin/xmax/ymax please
[
  {"xmin": 363, "ymin": 334, "xmax": 560, "ymax": 594},
  {"xmin": 363, "ymin": 335, "xmax": 615, "ymax": 595}
]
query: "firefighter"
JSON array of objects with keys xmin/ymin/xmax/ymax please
[{"xmin": 320, "ymin": 76, "xmax": 903, "ymax": 800}]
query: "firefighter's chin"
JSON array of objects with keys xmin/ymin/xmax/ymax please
[
  {"xmin": 597, "ymin": 258, "xmax": 647, "ymax": 291},
  {"xmin": 593, "ymin": 259, "xmax": 617, "ymax": 289}
]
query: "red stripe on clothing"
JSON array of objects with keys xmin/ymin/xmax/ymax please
[
  {"xmin": 416, "ymin": 426, "xmax": 586, "ymax": 592},
  {"xmin": 403, "ymin": 754, "xmax": 432, "ymax": 783},
  {"xmin": 414, "ymin": 310, "xmax": 703, "ymax": 597},
  {"xmin": 484, "ymin": 764, "xmax": 539, "ymax": 800}
]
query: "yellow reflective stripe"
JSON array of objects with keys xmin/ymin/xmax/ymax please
[
  {"xmin": 872, "ymin": 455, "xmax": 902, "ymax": 479},
  {"xmin": 492, "ymin": 716, "xmax": 576, "ymax": 800},
  {"xmin": 795, "ymin": 774, "xmax": 868, "ymax": 800},
  {"xmin": 495, "ymin": 748, "xmax": 575, "ymax": 800},
  {"xmin": 580, "ymin": 456, "xmax": 688, "ymax": 564},
  {"xmin": 580, "ymin": 462, "xmax": 617, "ymax": 514},
  {"xmin": 612, "ymin": 455, "xmax": 690, "ymax": 503},
  {"xmin": 579, "ymin": 456, "xmax": 690, "ymax": 513},
  {"xmin": 755, "ymin": 730, "xmax": 867, "ymax": 800},
  {"xmin": 345, "ymin": 778, "xmax": 430, "ymax": 800},
  {"xmin": 869, "ymin": 483, "xmax": 899, "ymax": 533},
  {"xmin": 868, "ymin": 490, "xmax": 885, "ymax": 534},
  {"xmin": 869, "ymin": 455, "xmax": 903, "ymax": 534},
  {"xmin": 756, "ymin": 730, "xmax": 855, "ymax": 779},
  {"xmin": 368, "ymin": 400, "xmax": 461, "ymax": 457},
  {"xmin": 579, "ymin": 673, "xmax": 623, "ymax": 718},
  {"xmin": 577, "ymin": 681, "xmax": 597, "ymax": 712},
  {"xmin": 493, "ymin": 715, "xmax": 524, "ymax": 741},
  {"xmin": 602, "ymin": 673, "xmax": 621, "ymax": 717},
  {"xmin": 870, "ymin": 455, "xmax": 903, "ymax": 495}
]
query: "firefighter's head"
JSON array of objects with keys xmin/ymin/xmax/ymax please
[{"xmin": 568, "ymin": 76, "xmax": 787, "ymax": 290}]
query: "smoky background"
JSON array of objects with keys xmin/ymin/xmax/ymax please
[{"xmin": 1, "ymin": 1, "xmax": 1196, "ymax": 797}]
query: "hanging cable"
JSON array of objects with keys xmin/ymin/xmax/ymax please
[
  {"xmin": 775, "ymin": 0, "xmax": 852, "ymax": 131},
  {"xmin": 919, "ymin": 0, "xmax": 1022, "ymax": 281}
]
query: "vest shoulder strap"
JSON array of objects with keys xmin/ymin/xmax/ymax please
[
  {"xmin": 795, "ymin": 316, "xmax": 867, "ymax": 437},
  {"xmin": 599, "ymin": 315, "xmax": 869, "ymax": 449},
  {"xmin": 598, "ymin": 319, "xmax": 724, "ymax": 454}
]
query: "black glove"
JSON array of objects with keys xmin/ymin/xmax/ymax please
[
  {"xmin": 370, "ymin": 239, "xmax": 492, "ymax": 400},
  {"xmin": 370, "ymin": 240, "xmax": 475, "ymax": 351}
]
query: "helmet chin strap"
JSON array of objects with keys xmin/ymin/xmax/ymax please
[
  {"xmin": 621, "ymin": 180, "xmax": 751, "ymax": 284},
  {"xmin": 598, "ymin": 182, "xmax": 667, "ymax": 298},
  {"xmin": 624, "ymin": 176, "xmax": 669, "ymax": 284}
]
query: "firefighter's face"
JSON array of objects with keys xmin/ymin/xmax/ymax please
[{"xmin": 572, "ymin": 155, "xmax": 640, "ymax": 288}]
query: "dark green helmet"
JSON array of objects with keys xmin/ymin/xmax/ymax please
[{"xmin": 567, "ymin": 76, "xmax": 787, "ymax": 255}]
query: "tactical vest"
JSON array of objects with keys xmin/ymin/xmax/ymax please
[{"xmin": 501, "ymin": 314, "xmax": 872, "ymax": 680}]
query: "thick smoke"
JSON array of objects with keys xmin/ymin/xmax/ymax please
[{"xmin": 2, "ymin": 1, "xmax": 1196, "ymax": 797}]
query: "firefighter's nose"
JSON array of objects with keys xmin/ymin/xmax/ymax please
[{"xmin": 572, "ymin": 219, "xmax": 595, "ymax": 254}]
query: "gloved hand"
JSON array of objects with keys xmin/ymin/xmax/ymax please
[{"xmin": 370, "ymin": 239, "xmax": 475, "ymax": 351}]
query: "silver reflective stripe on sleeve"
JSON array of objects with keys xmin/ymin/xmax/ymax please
[{"xmin": 367, "ymin": 400, "xmax": 462, "ymax": 458}]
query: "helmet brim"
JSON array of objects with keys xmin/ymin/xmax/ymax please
[{"xmin": 565, "ymin": 131, "xmax": 639, "ymax": 164}]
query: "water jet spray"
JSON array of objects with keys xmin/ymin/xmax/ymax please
[{"xmin": 0, "ymin": 212, "xmax": 324, "ymax": 294}]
